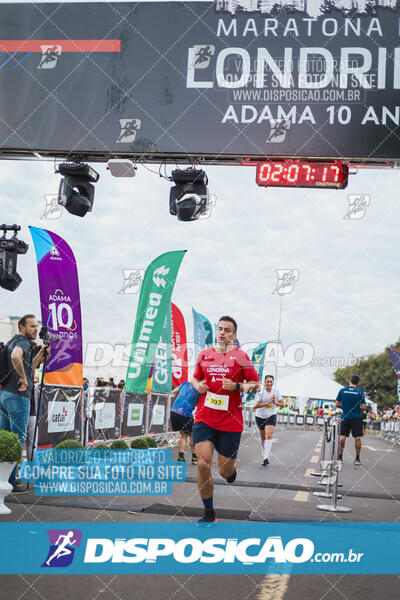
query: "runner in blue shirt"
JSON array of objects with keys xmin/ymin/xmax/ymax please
[
  {"xmin": 336, "ymin": 374, "xmax": 367, "ymax": 465},
  {"xmin": 170, "ymin": 381, "xmax": 200, "ymax": 464}
]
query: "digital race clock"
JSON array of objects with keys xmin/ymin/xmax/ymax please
[{"xmin": 256, "ymin": 160, "xmax": 348, "ymax": 189}]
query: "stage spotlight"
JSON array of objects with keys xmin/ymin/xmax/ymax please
[
  {"xmin": 0, "ymin": 224, "xmax": 29, "ymax": 291},
  {"xmin": 169, "ymin": 168, "xmax": 210, "ymax": 221},
  {"xmin": 57, "ymin": 162, "xmax": 100, "ymax": 217}
]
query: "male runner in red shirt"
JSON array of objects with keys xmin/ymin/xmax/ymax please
[{"xmin": 191, "ymin": 316, "xmax": 260, "ymax": 524}]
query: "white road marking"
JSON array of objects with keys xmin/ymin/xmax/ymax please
[
  {"xmin": 294, "ymin": 491, "xmax": 309, "ymax": 502},
  {"xmin": 257, "ymin": 574, "xmax": 291, "ymax": 600},
  {"xmin": 363, "ymin": 445, "xmax": 395, "ymax": 452}
]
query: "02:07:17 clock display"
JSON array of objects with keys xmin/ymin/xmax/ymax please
[{"xmin": 256, "ymin": 160, "xmax": 349, "ymax": 189}]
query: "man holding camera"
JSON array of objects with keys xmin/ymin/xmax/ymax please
[{"xmin": 0, "ymin": 314, "xmax": 47, "ymax": 492}]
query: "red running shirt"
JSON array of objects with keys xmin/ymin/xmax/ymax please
[{"xmin": 193, "ymin": 346, "xmax": 259, "ymax": 432}]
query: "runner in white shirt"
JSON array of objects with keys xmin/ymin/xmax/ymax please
[{"xmin": 253, "ymin": 375, "xmax": 284, "ymax": 467}]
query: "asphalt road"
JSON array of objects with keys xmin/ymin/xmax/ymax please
[{"xmin": 1, "ymin": 428, "xmax": 398, "ymax": 599}]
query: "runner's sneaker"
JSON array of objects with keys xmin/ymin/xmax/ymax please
[
  {"xmin": 263, "ymin": 458, "xmax": 269, "ymax": 467},
  {"xmin": 191, "ymin": 456, "xmax": 198, "ymax": 465},
  {"xmin": 177, "ymin": 456, "xmax": 185, "ymax": 463},
  {"xmin": 196, "ymin": 510, "xmax": 216, "ymax": 527},
  {"xmin": 226, "ymin": 469, "xmax": 237, "ymax": 484},
  {"xmin": 354, "ymin": 456, "xmax": 362, "ymax": 465}
]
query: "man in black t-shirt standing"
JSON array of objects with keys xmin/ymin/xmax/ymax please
[{"xmin": 0, "ymin": 314, "xmax": 46, "ymax": 492}]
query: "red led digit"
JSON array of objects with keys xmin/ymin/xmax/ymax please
[
  {"xmin": 271, "ymin": 163, "xmax": 284, "ymax": 182},
  {"xmin": 259, "ymin": 162, "xmax": 272, "ymax": 182},
  {"xmin": 321, "ymin": 167, "xmax": 328, "ymax": 182},
  {"xmin": 302, "ymin": 164, "xmax": 312, "ymax": 181},
  {"xmin": 287, "ymin": 164, "xmax": 299, "ymax": 183},
  {"xmin": 330, "ymin": 165, "xmax": 340, "ymax": 182}
]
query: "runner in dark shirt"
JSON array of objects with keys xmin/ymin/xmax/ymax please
[{"xmin": 336, "ymin": 374, "xmax": 367, "ymax": 465}]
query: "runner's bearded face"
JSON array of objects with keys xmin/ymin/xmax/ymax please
[{"xmin": 216, "ymin": 320, "xmax": 236, "ymax": 350}]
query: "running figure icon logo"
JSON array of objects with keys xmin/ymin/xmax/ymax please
[
  {"xmin": 116, "ymin": 119, "xmax": 142, "ymax": 143},
  {"xmin": 266, "ymin": 120, "xmax": 291, "ymax": 144},
  {"xmin": 119, "ymin": 269, "xmax": 145, "ymax": 294},
  {"xmin": 38, "ymin": 45, "xmax": 62, "ymax": 69},
  {"xmin": 42, "ymin": 529, "xmax": 82, "ymax": 568},
  {"xmin": 344, "ymin": 194, "xmax": 370, "ymax": 219},
  {"xmin": 41, "ymin": 195, "xmax": 63, "ymax": 220},
  {"xmin": 191, "ymin": 45, "xmax": 215, "ymax": 69},
  {"xmin": 272, "ymin": 269, "xmax": 299, "ymax": 295}
]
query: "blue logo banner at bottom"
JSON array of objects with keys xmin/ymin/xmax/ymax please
[{"xmin": 0, "ymin": 522, "xmax": 398, "ymax": 574}]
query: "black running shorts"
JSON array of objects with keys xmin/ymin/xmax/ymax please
[
  {"xmin": 255, "ymin": 415, "xmax": 277, "ymax": 429},
  {"xmin": 340, "ymin": 417, "xmax": 363, "ymax": 438},
  {"xmin": 170, "ymin": 411, "xmax": 194, "ymax": 434}
]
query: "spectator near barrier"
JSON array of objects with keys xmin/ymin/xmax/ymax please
[{"xmin": 0, "ymin": 314, "xmax": 48, "ymax": 493}]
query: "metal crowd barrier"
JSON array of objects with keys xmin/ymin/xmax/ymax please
[
  {"xmin": 379, "ymin": 418, "xmax": 400, "ymax": 446},
  {"xmin": 275, "ymin": 412, "xmax": 332, "ymax": 429},
  {"xmin": 313, "ymin": 409, "xmax": 351, "ymax": 513}
]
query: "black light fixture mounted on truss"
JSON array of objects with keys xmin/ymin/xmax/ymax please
[
  {"xmin": 0, "ymin": 224, "xmax": 29, "ymax": 291},
  {"xmin": 57, "ymin": 162, "xmax": 100, "ymax": 217},
  {"xmin": 169, "ymin": 168, "xmax": 210, "ymax": 221}
]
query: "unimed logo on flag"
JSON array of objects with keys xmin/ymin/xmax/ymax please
[{"xmin": 42, "ymin": 529, "xmax": 82, "ymax": 568}]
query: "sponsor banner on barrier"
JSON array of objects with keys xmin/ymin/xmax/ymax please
[
  {"xmin": 127, "ymin": 404, "xmax": 144, "ymax": 428},
  {"xmin": 47, "ymin": 401, "xmax": 76, "ymax": 434},
  {"xmin": 88, "ymin": 388, "xmax": 122, "ymax": 442},
  {"xmin": 120, "ymin": 392, "xmax": 147, "ymax": 437},
  {"xmin": 37, "ymin": 385, "xmax": 82, "ymax": 447},
  {"xmin": 94, "ymin": 403, "xmax": 115, "ymax": 430},
  {"xmin": 149, "ymin": 393, "xmax": 168, "ymax": 433},
  {"xmin": 0, "ymin": 522, "xmax": 399, "ymax": 574}
]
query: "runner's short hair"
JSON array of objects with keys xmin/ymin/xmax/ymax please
[
  {"xmin": 264, "ymin": 375, "xmax": 274, "ymax": 381},
  {"xmin": 18, "ymin": 314, "xmax": 36, "ymax": 330},
  {"xmin": 350, "ymin": 374, "xmax": 360, "ymax": 385},
  {"xmin": 218, "ymin": 315, "xmax": 237, "ymax": 333}
]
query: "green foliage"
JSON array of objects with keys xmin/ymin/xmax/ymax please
[
  {"xmin": 144, "ymin": 436, "xmax": 158, "ymax": 448},
  {"xmin": 130, "ymin": 437, "xmax": 149, "ymax": 449},
  {"xmin": 92, "ymin": 444, "xmax": 109, "ymax": 449},
  {"xmin": 333, "ymin": 339, "xmax": 400, "ymax": 410},
  {"xmin": 54, "ymin": 439, "xmax": 84, "ymax": 449},
  {"xmin": 0, "ymin": 430, "xmax": 22, "ymax": 463},
  {"xmin": 110, "ymin": 439, "xmax": 130, "ymax": 450}
]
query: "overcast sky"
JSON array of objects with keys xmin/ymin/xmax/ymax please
[
  {"xmin": 0, "ymin": 0, "xmax": 399, "ymax": 384},
  {"xmin": 1, "ymin": 157, "xmax": 399, "ymax": 383}
]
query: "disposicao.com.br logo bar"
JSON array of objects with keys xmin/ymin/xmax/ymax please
[{"xmin": 0, "ymin": 523, "xmax": 399, "ymax": 574}]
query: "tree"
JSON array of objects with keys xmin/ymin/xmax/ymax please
[{"xmin": 333, "ymin": 339, "xmax": 400, "ymax": 410}]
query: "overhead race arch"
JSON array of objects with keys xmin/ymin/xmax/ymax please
[{"xmin": 0, "ymin": 0, "xmax": 399, "ymax": 166}]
